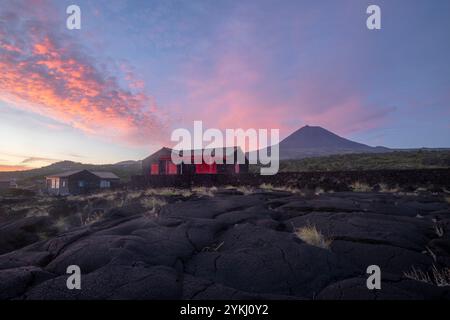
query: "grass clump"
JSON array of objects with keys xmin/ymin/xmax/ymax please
[
  {"xmin": 259, "ymin": 183, "xmax": 275, "ymax": 190},
  {"xmin": 434, "ymin": 223, "xmax": 445, "ymax": 238},
  {"xmin": 54, "ymin": 216, "xmax": 72, "ymax": 232},
  {"xmin": 82, "ymin": 211, "xmax": 104, "ymax": 225},
  {"xmin": 144, "ymin": 188, "xmax": 191, "ymax": 197},
  {"xmin": 295, "ymin": 225, "xmax": 332, "ymax": 249},
  {"xmin": 404, "ymin": 265, "xmax": 450, "ymax": 287},
  {"xmin": 259, "ymin": 183, "xmax": 302, "ymax": 194},
  {"xmin": 191, "ymin": 186, "xmax": 217, "ymax": 197},
  {"xmin": 236, "ymin": 186, "xmax": 256, "ymax": 195},
  {"xmin": 140, "ymin": 197, "xmax": 167, "ymax": 212},
  {"xmin": 126, "ymin": 190, "xmax": 143, "ymax": 201},
  {"xmin": 378, "ymin": 183, "xmax": 400, "ymax": 193},
  {"xmin": 350, "ymin": 181, "xmax": 372, "ymax": 192}
]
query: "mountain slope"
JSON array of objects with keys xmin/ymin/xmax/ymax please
[
  {"xmin": 0, "ymin": 160, "xmax": 142, "ymax": 182},
  {"xmin": 274, "ymin": 125, "xmax": 390, "ymax": 159}
]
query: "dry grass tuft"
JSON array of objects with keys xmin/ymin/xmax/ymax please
[
  {"xmin": 23, "ymin": 205, "xmax": 50, "ymax": 217},
  {"xmin": 126, "ymin": 190, "xmax": 143, "ymax": 201},
  {"xmin": 37, "ymin": 232, "xmax": 51, "ymax": 241},
  {"xmin": 140, "ymin": 197, "xmax": 167, "ymax": 212},
  {"xmin": 191, "ymin": 186, "xmax": 217, "ymax": 197},
  {"xmin": 404, "ymin": 265, "xmax": 450, "ymax": 287},
  {"xmin": 434, "ymin": 223, "xmax": 445, "ymax": 238},
  {"xmin": 378, "ymin": 183, "xmax": 399, "ymax": 193},
  {"xmin": 314, "ymin": 187, "xmax": 326, "ymax": 195},
  {"xmin": 295, "ymin": 225, "xmax": 332, "ymax": 249},
  {"xmin": 236, "ymin": 186, "xmax": 256, "ymax": 195},
  {"xmin": 144, "ymin": 188, "xmax": 190, "ymax": 197},
  {"xmin": 259, "ymin": 183, "xmax": 275, "ymax": 190},
  {"xmin": 202, "ymin": 241, "xmax": 225, "ymax": 252},
  {"xmin": 259, "ymin": 183, "xmax": 302, "ymax": 194},
  {"xmin": 350, "ymin": 181, "xmax": 372, "ymax": 192},
  {"xmin": 54, "ymin": 216, "xmax": 71, "ymax": 232},
  {"xmin": 68, "ymin": 190, "xmax": 119, "ymax": 202},
  {"xmin": 83, "ymin": 211, "xmax": 104, "ymax": 225}
]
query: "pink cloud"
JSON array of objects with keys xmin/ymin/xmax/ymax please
[
  {"xmin": 180, "ymin": 48, "xmax": 393, "ymax": 141},
  {"xmin": 169, "ymin": 6, "xmax": 396, "ymax": 141},
  {"xmin": 0, "ymin": 3, "xmax": 167, "ymax": 146}
]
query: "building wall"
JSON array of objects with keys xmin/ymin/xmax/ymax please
[
  {"xmin": 99, "ymin": 179, "xmax": 120, "ymax": 188},
  {"xmin": 66, "ymin": 171, "xmax": 101, "ymax": 194},
  {"xmin": 59, "ymin": 178, "xmax": 70, "ymax": 195},
  {"xmin": 46, "ymin": 171, "xmax": 119, "ymax": 195},
  {"xmin": 0, "ymin": 181, "xmax": 11, "ymax": 190},
  {"xmin": 144, "ymin": 157, "xmax": 249, "ymax": 176},
  {"xmin": 142, "ymin": 148, "xmax": 249, "ymax": 177},
  {"xmin": 46, "ymin": 171, "xmax": 99, "ymax": 195},
  {"xmin": 47, "ymin": 177, "xmax": 70, "ymax": 195}
]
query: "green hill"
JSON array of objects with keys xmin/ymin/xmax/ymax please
[
  {"xmin": 277, "ymin": 150, "xmax": 450, "ymax": 172},
  {"xmin": 0, "ymin": 160, "xmax": 142, "ymax": 185}
]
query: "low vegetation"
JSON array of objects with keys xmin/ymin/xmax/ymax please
[
  {"xmin": 278, "ymin": 150, "xmax": 450, "ymax": 172},
  {"xmin": 259, "ymin": 183, "xmax": 302, "ymax": 194},
  {"xmin": 404, "ymin": 265, "xmax": 450, "ymax": 287},
  {"xmin": 0, "ymin": 160, "xmax": 142, "ymax": 187},
  {"xmin": 295, "ymin": 225, "xmax": 332, "ymax": 249},
  {"xmin": 144, "ymin": 188, "xmax": 192, "ymax": 198},
  {"xmin": 0, "ymin": 186, "xmax": 226, "ymax": 235},
  {"xmin": 140, "ymin": 197, "xmax": 168, "ymax": 212},
  {"xmin": 350, "ymin": 181, "xmax": 372, "ymax": 192},
  {"xmin": 434, "ymin": 223, "xmax": 445, "ymax": 238},
  {"xmin": 191, "ymin": 186, "xmax": 217, "ymax": 197}
]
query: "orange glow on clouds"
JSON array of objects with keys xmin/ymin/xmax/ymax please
[
  {"xmin": 0, "ymin": 28, "xmax": 166, "ymax": 146},
  {"xmin": 0, "ymin": 165, "xmax": 31, "ymax": 172}
]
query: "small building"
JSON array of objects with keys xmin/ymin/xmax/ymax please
[
  {"xmin": 0, "ymin": 179, "xmax": 17, "ymax": 190},
  {"xmin": 91, "ymin": 171, "xmax": 121, "ymax": 188},
  {"xmin": 142, "ymin": 147, "xmax": 249, "ymax": 177},
  {"xmin": 46, "ymin": 170, "xmax": 120, "ymax": 195}
]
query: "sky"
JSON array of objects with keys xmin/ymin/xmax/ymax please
[{"xmin": 1, "ymin": 0, "xmax": 449, "ymax": 171}]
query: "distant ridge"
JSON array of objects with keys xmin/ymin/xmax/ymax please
[
  {"xmin": 0, "ymin": 160, "xmax": 142, "ymax": 182},
  {"xmin": 259, "ymin": 125, "xmax": 390, "ymax": 160}
]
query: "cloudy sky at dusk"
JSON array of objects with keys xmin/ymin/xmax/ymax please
[{"xmin": 1, "ymin": 0, "xmax": 449, "ymax": 171}]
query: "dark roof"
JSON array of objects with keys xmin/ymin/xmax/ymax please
[
  {"xmin": 91, "ymin": 171, "xmax": 120, "ymax": 179},
  {"xmin": 46, "ymin": 170, "xmax": 84, "ymax": 178},
  {"xmin": 179, "ymin": 146, "xmax": 242, "ymax": 157},
  {"xmin": 46, "ymin": 170, "xmax": 119, "ymax": 180},
  {"xmin": 144, "ymin": 146, "xmax": 247, "ymax": 163},
  {"xmin": 142, "ymin": 147, "xmax": 173, "ymax": 163}
]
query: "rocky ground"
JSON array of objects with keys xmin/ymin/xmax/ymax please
[{"xmin": 0, "ymin": 186, "xmax": 449, "ymax": 300}]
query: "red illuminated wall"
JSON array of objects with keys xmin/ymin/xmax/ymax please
[
  {"xmin": 151, "ymin": 164, "xmax": 159, "ymax": 175},
  {"xmin": 166, "ymin": 162, "xmax": 178, "ymax": 175},
  {"xmin": 195, "ymin": 162, "xmax": 217, "ymax": 174}
]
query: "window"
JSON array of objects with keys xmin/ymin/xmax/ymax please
[
  {"xmin": 55, "ymin": 179, "xmax": 60, "ymax": 189},
  {"xmin": 50, "ymin": 179, "xmax": 58, "ymax": 189},
  {"xmin": 62, "ymin": 180, "xmax": 66, "ymax": 187},
  {"xmin": 151, "ymin": 164, "xmax": 159, "ymax": 175},
  {"xmin": 78, "ymin": 181, "xmax": 85, "ymax": 187},
  {"xmin": 100, "ymin": 180, "xmax": 110, "ymax": 188},
  {"xmin": 195, "ymin": 162, "xmax": 217, "ymax": 174},
  {"xmin": 167, "ymin": 162, "xmax": 178, "ymax": 175}
]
